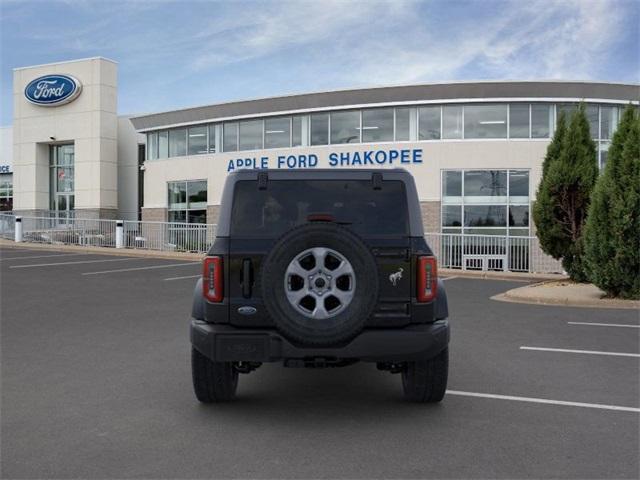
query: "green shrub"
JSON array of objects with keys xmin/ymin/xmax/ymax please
[
  {"xmin": 584, "ymin": 106, "xmax": 640, "ymax": 299},
  {"xmin": 533, "ymin": 105, "xmax": 598, "ymax": 281}
]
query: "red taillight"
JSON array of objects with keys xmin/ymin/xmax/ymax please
[
  {"xmin": 417, "ymin": 256, "xmax": 438, "ymax": 302},
  {"xmin": 203, "ymin": 256, "xmax": 223, "ymax": 302}
]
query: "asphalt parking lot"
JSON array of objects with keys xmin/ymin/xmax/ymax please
[{"xmin": 1, "ymin": 245, "xmax": 638, "ymax": 479}]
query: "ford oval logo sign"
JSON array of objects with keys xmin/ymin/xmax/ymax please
[{"xmin": 24, "ymin": 74, "xmax": 82, "ymax": 106}]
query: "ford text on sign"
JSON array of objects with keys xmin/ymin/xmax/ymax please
[{"xmin": 24, "ymin": 75, "xmax": 82, "ymax": 106}]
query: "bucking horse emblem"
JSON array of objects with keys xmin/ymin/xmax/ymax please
[{"xmin": 389, "ymin": 267, "xmax": 403, "ymax": 286}]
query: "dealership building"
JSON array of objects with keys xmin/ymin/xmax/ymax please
[{"xmin": 4, "ymin": 57, "xmax": 639, "ymax": 242}]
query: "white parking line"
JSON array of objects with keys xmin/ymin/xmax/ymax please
[
  {"xmin": 441, "ymin": 276, "xmax": 458, "ymax": 281},
  {"xmin": 83, "ymin": 262, "xmax": 199, "ymax": 276},
  {"xmin": 446, "ymin": 390, "xmax": 640, "ymax": 413},
  {"xmin": 568, "ymin": 322, "xmax": 640, "ymax": 329},
  {"xmin": 10, "ymin": 258, "xmax": 136, "ymax": 269},
  {"xmin": 520, "ymin": 346, "xmax": 640, "ymax": 358},
  {"xmin": 1, "ymin": 253, "xmax": 87, "ymax": 261},
  {"xmin": 164, "ymin": 274, "xmax": 201, "ymax": 281}
]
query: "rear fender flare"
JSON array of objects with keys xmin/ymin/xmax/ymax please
[
  {"xmin": 192, "ymin": 278, "xmax": 205, "ymax": 320},
  {"xmin": 435, "ymin": 278, "xmax": 449, "ymax": 320}
]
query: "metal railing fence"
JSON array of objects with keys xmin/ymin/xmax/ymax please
[
  {"xmin": 0, "ymin": 213, "xmax": 15, "ymax": 240},
  {"xmin": 425, "ymin": 232, "xmax": 564, "ymax": 274},
  {"xmin": 122, "ymin": 220, "xmax": 216, "ymax": 253},
  {"xmin": 2, "ymin": 214, "xmax": 563, "ymax": 271},
  {"xmin": 0, "ymin": 213, "xmax": 216, "ymax": 254},
  {"xmin": 20, "ymin": 216, "xmax": 118, "ymax": 248}
]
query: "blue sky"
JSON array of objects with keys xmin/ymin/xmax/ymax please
[{"xmin": 1, "ymin": 0, "xmax": 638, "ymax": 126}]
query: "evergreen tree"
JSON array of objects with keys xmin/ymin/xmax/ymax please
[
  {"xmin": 533, "ymin": 112, "xmax": 567, "ymax": 262},
  {"xmin": 533, "ymin": 104, "xmax": 598, "ymax": 281},
  {"xmin": 584, "ymin": 106, "xmax": 640, "ymax": 299},
  {"xmin": 541, "ymin": 111, "xmax": 567, "ymax": 177}
]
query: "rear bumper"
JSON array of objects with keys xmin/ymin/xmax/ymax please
[{"xmin": 190, "ymin": 320, "xmax": 450, "ymax": 363}]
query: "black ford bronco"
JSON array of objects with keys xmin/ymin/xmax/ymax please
[{"xmin": 190, "ymin": 169, "xmax": 450, "ymax": 402}]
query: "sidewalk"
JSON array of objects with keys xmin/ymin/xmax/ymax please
[
  {"xmin": 492, "ymin": 280, "xmax": 640, "ymax": 309},
  {"xmin": 0, "ymin": 238, "xmax": 205, "ymax": 261}
]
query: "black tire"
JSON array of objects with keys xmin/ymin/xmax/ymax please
[
  {"xmin": 191, "ymin": 347, "xmax": 238, "ymax": 403},
  {"xmin": 261, "ymin": 222, "xmax": 379, "ymax": 346},
  {"xmin": 401, "ymin": 348, "xmax": 449, "ymax": 403}
]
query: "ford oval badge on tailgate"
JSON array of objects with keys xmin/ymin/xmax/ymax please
[{"xmin": 238, "ymin": 306, "xmax": 257, "ymax": 316}]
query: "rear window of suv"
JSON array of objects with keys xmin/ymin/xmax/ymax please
[{"xmin": 230, "ymin": 179, "xmax": 409, "ymax": 237}]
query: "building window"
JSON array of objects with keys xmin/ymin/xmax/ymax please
[
  {"xmin": 585, "ymin": 104, "xmax": 599, "ymax": 140},
  {"xmin": 292, "ymin": 116, "xmax": 303, "ymax": 147},
  {"xmin": 208, "ymin": 124, "xmax": 217, "ymax": 153},
  {"xmin": 442, "ymin": 170, "xmax": 462, "ymax": 200},
  {"xmin": 464, "ymin": 104, "xmax": 507, "ymax": 139},
  {"xmin": 239, "ymin": 119, "xmax": 263, "ymax": 150},
  {"xmin": 50, "ymin": 144, "xmax": 75, "ymax": 217},
  {"xmin": 600, "ymin": 106, "xmax": 619, "ymax": 140},
  {"xmin": 310, "ymin": 113, "xmax": 329, "ymax": 145},
  {"xmin": 169, "ymin": 128, "xmax": 187, "ymax": 157},
  {"xmin": 168, "ymin": 180, "xmax": 207, "ymax": 223},
  {"xmin": 147, "ymin": 132, "xmax": 158, "ymax": 160},
  {"xmin": 0, "ymin": 173, "xmax": 12, "ymax": 211},
  {"xmin": 158, "ymin": 131, "xmax": 168, "ymax": 159},
  {"xmin": 509, "ymin": 104, "xmax": 529, "ymax": 139},
  {"xmin": 395, "ymin": 107, "xmax": 411, "ymax": 141},
  {"xmin": 330, "ymin": 110, "xmax": 360, "ymax": 144},
  {"xmin": 441, "ymin": 169, "xmax": 529, "ymax": 236},
  {"xmin": 187, "ymin": 126, "xmax": 208, "ymax": 156},
  {"xmin": 442, "ymin": 105, "xmax": 463, "ymax": 139},
  {"xmin": 463, "ymin": 170, "xmax": 507, "ymax": 202},
  {"xmin": 419, "ymin": 106, "xmax": 441, "ymax": 140},
  {"xmin": 265, "ymin": 117, "xmax": 291, "ymax": 149},
  {"xmin": 362, "ymin": 108, "xmax": 394, "ymax": 143},
  {"xmin": 223, "ymin": 122, "xmax": 239, "ymax": 152},
  {"xmin": 531, "ymin": 104, "xmax": 552, "ymax": 138}
]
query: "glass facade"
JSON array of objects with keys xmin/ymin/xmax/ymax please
[
  {"xmin": 168, "ymin": 180, "xmax": 207, "ymax": 223},
  {"xmin": 442, "ymin": 106, "xmax": 463, "ymax": 139},
  {"xmin": 419, "ymin": 106, "xmax": 440, "ymax": 140},
  {"xmin": 187, "ymin": 126, "xmax": 208, "ymax": 155},
  {"xmin": 330, "ymin": 110, "xmax": 360, "ymax": 144},
  {"xmin": 49, "ymin": 144, "xmax": 75, "ymax": 218},
  {"xmin": 442, "ymin": 169, "xmax": 530, "ymax": 236},
  {"xmin": 362, "ymin": 108, "xmax": 394, "ymax": 143},
  {"xmin": 509, "ymin": 104, "xmax": 529, "ymax": 138},
  {"xmin": 310, "ymin": 113, "xmax": 329, "ymax": 145},
  {"xmin": 265, "ymin": 117, "xmax": 291, "ymax": 149},
  {"xmin": 223, "ymin": 122, "xmax": 238, "ymax": 152},
  {"xmin": 464, "ymin": 104, "xmax": 507, "ymax": 139},
  {"xmin": 0, "ymin": 173, "xmax": 12, "ymax": 211},
  {"xmin": 395, "ymin": 107, "xmax": 411, "ymax": 141},
  {"xmin": 144, "ymin": 102, "xmax": 624, "ymax": 164},
  {"xmin": 168, "ymin": 128, "xmax": 186, "ymax": 157}
]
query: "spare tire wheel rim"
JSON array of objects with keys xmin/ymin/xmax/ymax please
[{"xmin": 284, "ymin": 247, "xmax": 356, "ymax": 319}]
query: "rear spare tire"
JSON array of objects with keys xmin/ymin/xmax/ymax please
[{"xmin": 261, "ymin": 222, "xmax": 379, "ymax": 346}]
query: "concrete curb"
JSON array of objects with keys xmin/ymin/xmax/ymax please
[
  {"xmin": 0, "ymin": 238, "xmax": 205, "ymax": 261},
  {"xmin": 492, "ymin": 281, "xmax": 640, "ymax": 310},
  {"xmin": 439, "ymin": 268, "xmax": 565, "ymax": 282}
]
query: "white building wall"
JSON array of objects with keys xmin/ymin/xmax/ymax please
[
  {"xmin": 142, "ymin": 140, "xmax": 549, "ymax": 211},
  {"xmin": 116, "ymin": 116, "xmax": 144, "ymax": 220},
  {"xmin": 0, "ymin": 126, "xmax": 13, "ymax": 170},
  {"xmin": 12, "ymin": 57, "xmax": 118, "ymax": 216}
]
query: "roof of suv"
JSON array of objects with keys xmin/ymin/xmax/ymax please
[{"xmin": 216, "ymin": 168, "xmax": 424, "ymax": 237}]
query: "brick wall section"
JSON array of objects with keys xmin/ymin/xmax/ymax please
[
  {"xmin": 141, "ymin": 208, "xmax": 167, "ymax": 223},
  {"xmin": 420, "ymin": 201, "xmax": 441, "ymax": 233}
]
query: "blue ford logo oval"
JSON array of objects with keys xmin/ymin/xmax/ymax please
[
  {"xmin": 24, "ymin": 74, "xmax": 82, "ymax": 106},
  {"xmin": 238, "ymin": 306, "xmax": 257, "ymax": 316}
]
